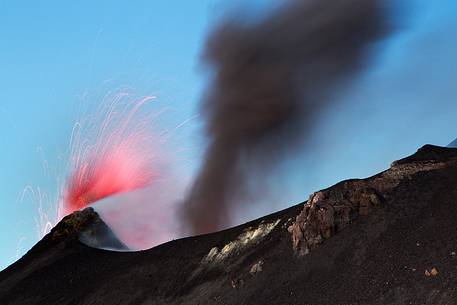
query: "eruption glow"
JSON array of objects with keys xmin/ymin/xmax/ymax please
[
  {"xmin": 63, "ymin": 91, "xmax": 158, "ymax": 216},
  {"xmin": 19, "ymin": 86, "xmax": 189, "ymax": 251},
  {"xmin": 18, "ymin": 87, "xmax": 186, "ymax": 253}
]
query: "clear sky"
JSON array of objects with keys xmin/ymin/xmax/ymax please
[{"xmin": 1, "ymin": 0, "xmax": 456, "ymax": 270}]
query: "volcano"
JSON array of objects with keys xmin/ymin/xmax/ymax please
[{"xmin": 2, "ymin": 144, "xmax": 457, "ymax": 304}]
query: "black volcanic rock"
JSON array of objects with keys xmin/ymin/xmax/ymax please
[
  {"xmin": 0, "ymin": 208, "xmax": 128, "ymax": 305},
  {"xmin": 2, "ymin": 145, "xmax": 457, "ymax": 305},
  {"xmin": 34, "ymin": 207, "xmax": 128, "ymax": 252}
]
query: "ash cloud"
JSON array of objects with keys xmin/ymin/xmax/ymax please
[{"xmin": 184, "ymin": 0, "xmax": 391, "ymax": 234}]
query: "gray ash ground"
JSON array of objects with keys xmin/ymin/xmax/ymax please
[{"xmin": 2, "ymin": 145, "xmax": 457, "ymax": 305}]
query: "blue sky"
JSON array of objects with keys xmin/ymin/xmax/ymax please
[{"xmin": 1, "ymin": 1, "xmax": 456, "ymax": 270}]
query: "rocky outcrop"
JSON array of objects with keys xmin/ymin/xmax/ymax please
[
  {"xmin": 289, "ymin": 186, "xmax": 383, "ymax": 255},
  {"xmin": 289, "ymin": 144, "xmax": 457, "ymax": 257}
]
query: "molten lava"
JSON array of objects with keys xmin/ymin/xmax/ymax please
[
  {"xmin": 64, "ymin": 142, "xmax": 155, "ymax": 212},
  {"xmin": 63, "ymin": 93, "xmax": 158, "ymax": 215}
]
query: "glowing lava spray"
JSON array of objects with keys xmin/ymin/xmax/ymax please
[{"xmin": 62, "ymin": 91, "xmax": 158, "ymax": 217}]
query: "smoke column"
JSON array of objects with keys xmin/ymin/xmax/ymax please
[{"xmin": 184, "ymin": 0, "xmax": 391, "ymax": 234}]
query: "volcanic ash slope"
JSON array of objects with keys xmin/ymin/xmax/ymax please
[{"xmin": 2, "ymin": 145, "xmax": 457, "ymax": 305}]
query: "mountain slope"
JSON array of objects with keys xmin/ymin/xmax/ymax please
[
  {"xmin": 448, "ymin": 138, "xmax": 457, "ymax": 148},
  {"xmin": 1, "ymin": 145, "xmax": 457, "ymax": 305}
]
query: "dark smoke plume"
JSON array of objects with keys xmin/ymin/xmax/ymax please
[{"xmin": 184, "ymin": 0, "xmax": 391, "ymax": 234}]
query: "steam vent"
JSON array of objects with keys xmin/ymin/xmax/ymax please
[{"xmin": 2, "ymin": 144, "xmax": 457, "ymax": 304}]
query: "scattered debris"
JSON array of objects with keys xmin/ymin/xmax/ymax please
[
  {"xmin": 203, "ymin": 219, "xmax": 280, "ymax": 264},
  {"xmin": 231, "ymin": 278, "xmax": 244, "ymax": 289},
  {"xmin": 425, "ymin": 268, "xmax": 438, "ymax": 277},
  {"xmin": 250, "ymin": 260, "xmax": 264, "ymax": 275},
  {"xmin": 282, "ymin": 218, "xmax": 294, "ymax": 229}
]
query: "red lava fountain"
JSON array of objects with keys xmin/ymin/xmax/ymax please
[
  {"xmin": 62, "ymin": 92, "xmax": 158, "ymax": 216},
  {"xmin": 65, "ymin": 141, "xmax": 155, "ymax": 212}
]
